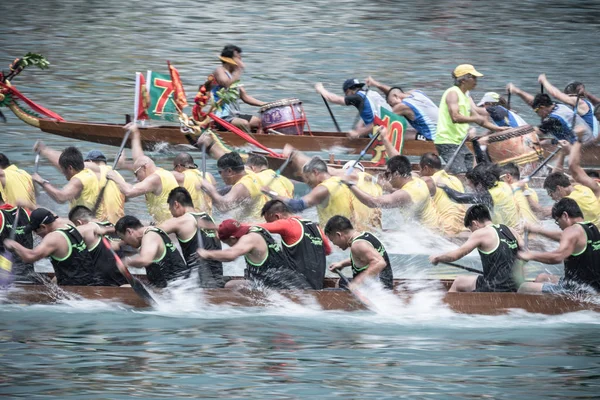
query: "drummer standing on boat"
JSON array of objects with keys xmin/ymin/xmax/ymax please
[
  {"xmin": 0, "ymin": 153, "xmax": 36, "ymax": 209},
  {"xmin": 315, "ymin": 78, "xmax": 391, "ymax": 139},
  {"xmin": 325, "ymin": 215, "xmax": 394, "ymax": 290},
  {"xmin": 518, "ymin": 198, "xmax": 600, "ymax": 294},
  {"xmin": 210, "ymin": 45, "xmax": 266, "ymax": 132},
  {"xmin": 106, "ymin": 124, "xmax": 179, "ymax": 224},
  {"xmin": 429, "ymin": 204, "xmax": 524, "ymax": 293},
  {"xmin": 434, "ymin": 64, "xmax": 507, "ymax": 174},
  {"xmin": 365, "ymin": 76, "xmax": 439, "ymax": 141}
]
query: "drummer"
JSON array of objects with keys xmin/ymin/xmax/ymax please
[
  {"xmin": 315, "ymin": 78, "xmax": 391, "ymax": 139},
  {"xmin": 210, "ymin": 44, "xmax": 267, "ymax": 132}
]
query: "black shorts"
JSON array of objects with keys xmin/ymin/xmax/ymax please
[{"xmin": 474, "ymin": 275, "xmax": 517, "ymax": 293}]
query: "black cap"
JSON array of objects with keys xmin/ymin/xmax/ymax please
[
  {"xmin": 24, "ymin": 208, "xmax": 57, "ymax": 234},
  {"xmin": 342, "ymin": 78, "xmax": 365, "ymax": 93}
]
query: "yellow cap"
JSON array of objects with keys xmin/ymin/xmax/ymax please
[
  {"xmin": 218, "ymin": 56, "xmax": 237, "ymax": 66},
  {"xmin": 453, "ymin": 64, "xmax": 483, "ymax": 78}
]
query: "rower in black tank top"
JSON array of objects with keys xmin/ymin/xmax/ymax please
[
  {"xmin": 51, "ymin": 225, "xmax": 99, "ymax": 286},
  {"xmin": 350, "ymin": 232, "xmax": 394, "ymax": 290},
  {"xmin": 282, "ymin": 218, "xmax": 326, "ymax": 289},
  {"xmin": 476, "ymin": 224, "xmax": 519, "ymax": 292},
  {"xmin": 178, "ymin": 212, "xmax": 224, "ymax": 288},
  {"xmin": 0, "ymin": 207, "xmax": 35, "ymax": 280},
  {"xmin": 88, "ymin": 221, "xmax": 127, "ymax": 286},
  {"xmin": 144, "ymin": 227, "xmax": 190, "ymax": 288},
  {"xmin": 564, "ymin": 222, "xmax": 600, "ymax": 291},
  {"xmin": 245, "ymin": 226, "xmax": 311, "ymax": 290}
]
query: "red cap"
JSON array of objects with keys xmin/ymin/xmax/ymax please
[{"xmin": 218, "ymin": 219, "xmax": 250, "ymax": 241}]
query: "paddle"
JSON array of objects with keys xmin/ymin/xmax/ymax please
[
  {"xmin": 521, "ymin": 146, "xmax": 562, "ymax": 183},
  {"xmin": 345, "ymin": 126, "xmax": 382, "ymax": 175},
  {"xmin": 321, "ymin": 95, "xmax": 341, "ymax": 132},
  {"xmin": 443, "ymin": 133, "xmax": 470, "ymax": 173},
  {"xmin": 102, "ymin": 237, "xmax": 157, "ymax": 306},
  {"xmin": 507, "ymin": 89, "xmax": 511, "ymax": 110},
  {"xmin": 34, "ymin": 152, "xmax": 40, "ymax": 174},
  {"xmin": 92, "ymin": 128, "xmax": 133, "ymax": 214},
  {"xmin": 334, "ymin": 269, "xmax": 374, "ymax": 309},
  {"xmin": 440, "ymin": 261, "xmax": 482, "ymax": 274},
  {"xmin": 0, "ymin": 207, "xmax": 22, "ymax": 285},
  {"xmin": 263, "ymin": 152, "xmax": 294, "ymax": 192},
  {"xmin": 209, "ymin": 112, "xmax": 281, "ymax": 157}
]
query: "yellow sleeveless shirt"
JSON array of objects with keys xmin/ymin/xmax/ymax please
[
  {"xmin": 97, "ymin": 165, "xmax": 125, "ymax": 224},
  {"xmin": 2, "ymin": 165, "xmax": 35, "ymax": 207},
  {"xmin": 70, "ymin": 168, "xmax": 99, "ymax": 210},
  {"xmin": 512, "ymin": 183, "xmax": 538, "ymax": 225},
  {"xmin": 402, "ymin": 177, "xmax": 441, "ymax": 231},
  {"xmin": 352, "ymin": 172, "xmax": 383, "ymax": 231},
  {"xmin": 431, "ymin": 170, "xmax": 467, "ymax": 235},
  {"xmin": 236, "ymin": 172, "xmax": 267, "ymax": 221},
  {"xmin": 435, "ymin": 86, "xmax": 471, "ymax": 145},
  {"xmin": 488, "ymin": 182, "xmax": 520, "ymax": 229},
  {"xmin": 256, "ymin": 169, "xmax": 294, "ymax": 198},
  {"xmin": 145, "ymin": 168, "xmax": 179, "ymax": 224},
  {"xmin": 567, "ymin": 184, "xmax": 600, "ymax": 228},
  {"xmin": 182, "ymin": 169, "xmax": 213, "ymax": 214},
  {"xmin": 316, "ymin": 176, "xmax": 354, "ymax": 228}
]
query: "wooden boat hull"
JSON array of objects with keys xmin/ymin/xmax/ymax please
[
  {"xmin": 4, "ymin": 283, "xmax": 599, "ymax": 315},
  {"xmin": 32, "ymin": 119, "xmax": 600, "ymax": 168}
]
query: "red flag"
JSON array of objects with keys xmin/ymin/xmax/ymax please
[
  {"xmin": 134, "ymin": 72, "xmax": 149, "ymax": 121},
  {"xmin": 167, "ymin": 61, "xmax": 188, "ymax": 112}
]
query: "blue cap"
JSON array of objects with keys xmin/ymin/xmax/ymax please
[
  {"xmin": 342, "ymin": 78, "xmax": 365, "ymax": 93},
  {"xmin": 84, "ymin": 150, "xmax": 107, "ymax": 162}
]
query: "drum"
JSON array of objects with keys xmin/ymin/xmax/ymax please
[
  {"xmin": 259, "ymin": 98, "xmax": 306, "ymax": 135},
  {"xmin": 487, "ymin": 125, "xmax": 542, "ymax": 166}
]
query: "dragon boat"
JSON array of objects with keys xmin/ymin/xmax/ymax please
[{"xmin": 3, "ymin": 276, "xmax": 599, "ymax": 315}]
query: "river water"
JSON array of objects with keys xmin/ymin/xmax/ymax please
[{"xmin": 1, "ymin": 0, "xmax": 600, "ymax": 398}]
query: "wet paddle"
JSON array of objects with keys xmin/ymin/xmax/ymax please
[
  {"xmin": 345, "ymin": 126, "xmax": 382, "ymax": 175},
  {"xmin": 263, "ymin": 152, "xmax": 294, "ymax": 192},
  {"xmin": 440, "ymin": 261, "xmax": 482, "ymax": 274},
  {"xmin": 522, "ymin": 146, "xmax": 562, "ymax": 183},
  {"xmin": 443, "ymin": 133, "xmax": 470, "ymax": 173},
  {"xmin": 334, "ymin": 269, "xmax": 375, "ymax": 309},
  {"xmin": 0, "ymin": 207, "xmax": 22, "ymax": 285},
  {"xmin": 102, "ymin": 237, "xmax": 157, "ymax": 306},
  {"xmin": 321, "ymin": 95, "xmax": 341, "ymax": 132},
  {"xmin": 92, "ymin": 128, "xmax": 133, "ymax": 214},
  {"xmin": 34, "ymin": 152, "xmax": 40, "ymax": 174}
]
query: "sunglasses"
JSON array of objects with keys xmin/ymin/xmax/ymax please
[
  {"xmin": 133, "ymin": 164, "xmax": 146, "ymax": 176},
  {"xmin": 533, "ymin": 107, "xmax": 541, "ymax": 113}
]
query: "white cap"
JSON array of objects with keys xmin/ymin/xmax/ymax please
[
  {"xmin": 477, "ymin": 92, "xmax": 500, "ymax": 106},
  {"xmin": 342, "ymin": 160, "xmax": 365, "ymax": 172}
]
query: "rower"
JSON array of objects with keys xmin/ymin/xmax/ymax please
[
  {"xmin": 4, "ymin": 208, "xmax": 100, "ymax": 286},
  {"xmin": 32, "ymin": 144, "xmax": 100, "ymax": 214},
  {"xmin": 210, "ymin": 44, "xmax": 267, "ymax": 132},
  {"xmin": 258, "ymin": 199, "xmax": 331, "ymax": 290},
  {"xmin": 440, "ymin": 162, "xmax": 521, "ymax": 231},
  {"xmin": 500, "ymin": 162, "xmax": 540, "ymax": 225},
  {"xmin": 344, "ymin": 155, "xmax": 441, "ymax": 233},
  {"xmin": 564, "ymin": 141, "xmax": 600, "ymax": 200},
  {"xmin": 198, "ymin": 152, "xmax": 266, "ymax": 221},
  {"xmin": 364, "ymin": 76, "xmax": 438, "ymax": 141},
  {"xmin": 83, "ymin": 150, "xmax": 125, "ymax": 224},
  {"xmin": 543, "ymin": 172, "xmax": 600, "ymax": 228},
  {"xmin": 434, "ymin": 64, "xmax": 507, "ymax": 174},
  {"xmin": 0, "ymin": 153, "xmax": 35, "ymax": 209},
  {"xmin": 538, "ymin": 75, "xmax": 598, "ymax": 138},
  {"xmin": 315, "ymin": 78, "xmax": 391, "ymax": 139},
  {"xmin": 159, "ymin": 187, "xmax": 225, "ymax": 288},
  {"xmin": 106, "ymin": 124, "xmax": 179, "ymax": 224},
  {"xmin": 476, "ymin": 92, "xmax": 528, "ymax": 128},
  {"xmin": 171, "ymin": 152, "xmax": 215, "ymax": 214},
  {"xmin": 518, "ymin": 198, "xmax": 600, "ymax": 294},
  {"xmin": 197, "ymin": 219, "xmax": 312, "ymax": 290},
  {"xmin": 430, "ymin": 204, "xmax": 523, "ymax": 292},
  {"xmin": 325, "ymin": 215, "xmax": 393, "ymax": 290},
  {"xmin": 0, "ymin": 192, "xmax": 35, "ymax": 282},
  {"xmin": 114, "ymin": 215, "xmax": 189, "ymax": 288},
  {"xmin": 67, "ymin": 205, "xmax": 127, "ymax": 287},
  {"xmin": 245, "ymin": 153, "xmax": 294, "ymax": 197},
  {"xmin": 418, "ymin": 153, "xmax": 467, "ymax": 236},
  {"xmin": 267, "ymin": 153, "xmax": 381, "ymax": 231},
  {"xmin": 507, "ymin": 87, "xmax": 596, "ymax": 146}
]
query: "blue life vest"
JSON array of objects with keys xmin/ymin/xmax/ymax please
[{"xmin": 402, "ymin": 90, "xmax": 439, "ymax": 140}]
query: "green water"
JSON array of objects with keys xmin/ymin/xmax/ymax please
[{"xmin": 1, "ymin": 0, "xmax": 599, "ymax": 398}]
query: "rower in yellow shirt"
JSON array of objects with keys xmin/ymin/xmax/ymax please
[
  {"xmin": 543, "ymin": 172, "xmax": 600, "ymax": 228},
  {"xmin": 0, "ymin": 153, "xmax": 35, "ymax": 208},
  {"xmin": 344, "ymin": 155, "xmax": 440, "ymax": 232},
  {"xmin": 31, "ymin": 144, "xmax": 99, "ymax": 213},
  {"xmin": 83, "ymin": 150, "xmax": 125, "ymax": 224},
  {"xmin": 245, "ymin": 153, "xmax": 294, "ymax": 198},
  {"xmin": 171, "ymin": 152, "xmax": 216, "ymax": 214},
  {"xmin": 500, "ymin": 162, "xmax": 539, "ymax": 225}
]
